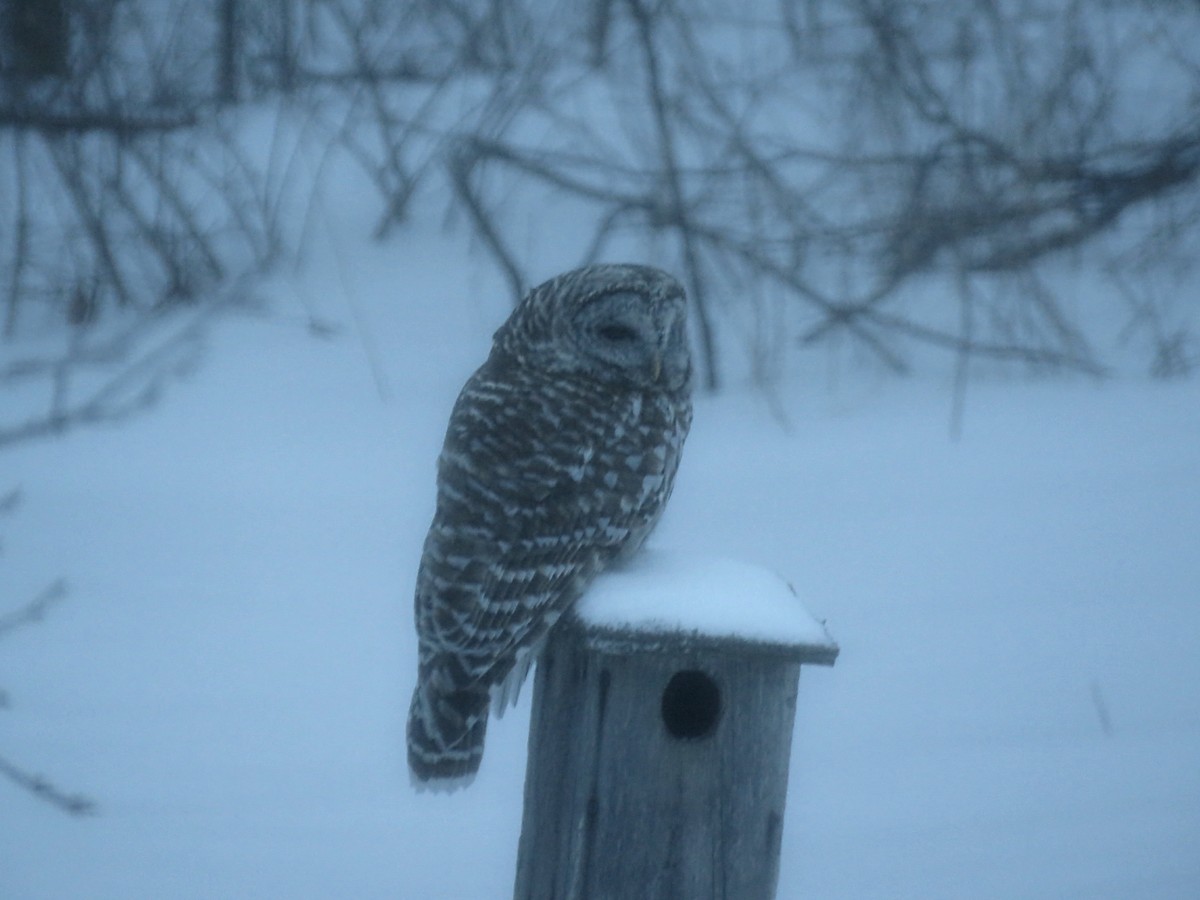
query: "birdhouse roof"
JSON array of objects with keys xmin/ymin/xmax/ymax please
[{"xmin": 573, "ymin": 549, "xmax": 838, "ymax": 664}]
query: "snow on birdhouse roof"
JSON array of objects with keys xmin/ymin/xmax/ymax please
[{"xmin": 574, "ymin": 548, "xmax": 838, "ymax": 664}]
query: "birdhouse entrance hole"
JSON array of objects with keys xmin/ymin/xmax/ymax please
[{"xmin": 660, "ymin": 669, "xmax": 721, "ymax": 739}]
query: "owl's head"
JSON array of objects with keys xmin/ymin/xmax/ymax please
[{"xmin": 494, "ymin": 264, "xmax": 691, "ymax": 392}]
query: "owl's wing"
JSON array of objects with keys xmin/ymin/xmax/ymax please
[{"xmin": 425, "ymin": 369, "xmax": 643, "ymax": 689}]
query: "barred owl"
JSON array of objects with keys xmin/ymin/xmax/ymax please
[{"xmin": 407, "ymin": 263, "xmax": 693, "ymax": 787}]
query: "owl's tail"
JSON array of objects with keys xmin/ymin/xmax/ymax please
[{"xmin": 407, "ymin": 666, "xmax": 490, "ymax": 788}]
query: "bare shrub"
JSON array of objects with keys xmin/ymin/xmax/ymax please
[
  {"xmin": 1, "ymin": 0, "xmax": 283, "ymax": 444},
  {"xmin": 5, "ymin": 0, "xmax": 1199, "ymax": 417},
  {"xmin": 414, "ymin": 0, "xmax": 1200, "ymax": 387}
]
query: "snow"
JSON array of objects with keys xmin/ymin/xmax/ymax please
[
  {"xmin": 2, "ymin": 171, "xmax": 1199, "ymax": 899},
  {"xmin": 577, "ymin": 548, "xmax": 837, "ymax": 653}
]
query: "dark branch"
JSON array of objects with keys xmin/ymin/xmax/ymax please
[
  {"xmin": 0, "ymin": 109, "xmax": 198, "ymax": 135},
  {"xmin": 0, "ymin": 580, "xmax": 68, "ymax": 639},
  {"xmin": 0, "ymin": 752, "xmax": 97, "ymax": 816}
]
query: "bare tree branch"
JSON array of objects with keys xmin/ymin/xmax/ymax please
[
  {"xmin": 0, "ymin": 752, "xmax": 97, "ymax": 816},
  {"xmin": 448, "ymin": 145, "xmax": 527, "ymax": 304},
  {"xmin": 626, "ymin": 0, "xmax": 720, "ymax": 390},
  {"xmin": 0, "ymin": 580, "xmax": 68, "ymax": 639}
]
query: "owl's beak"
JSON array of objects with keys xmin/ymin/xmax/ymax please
[{"xmin": 651, "ymin": 352, "xmax": 662, "ymax": 381}]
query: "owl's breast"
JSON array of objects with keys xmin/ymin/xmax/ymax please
[{"xmin": 594, "ymin": 388, "xmax": 690, "ymax": 517}]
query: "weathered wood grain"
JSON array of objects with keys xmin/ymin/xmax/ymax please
[{"xmin": 515, "ymin": 615, "xmax": 832, "ymax": 899}]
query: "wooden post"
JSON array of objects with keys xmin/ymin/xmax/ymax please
[{"xmin": 513, "ymin": 552, "xmax": 837, "ymax": 900}]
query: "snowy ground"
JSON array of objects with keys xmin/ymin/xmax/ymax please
[{"xmin": 3, "ymin": 191, "xmax": 1199, "ymax": 898}]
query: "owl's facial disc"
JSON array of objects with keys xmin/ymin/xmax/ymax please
[
  {"xmin": 658, "ymin": 307, "xmax": 690, "ymax": 389},
  {"xmin": 572, "ymin": 290, "xmax": 665, "ymax": 382}
]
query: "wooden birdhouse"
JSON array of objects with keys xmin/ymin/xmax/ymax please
[{"xmin": 513, "ymin": 550, "xmax": 838, "ymax": 900}]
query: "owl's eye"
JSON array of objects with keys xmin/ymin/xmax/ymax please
[{"xmin": 596, "ymin": 323, "xmax": 640, "ymax": 344}]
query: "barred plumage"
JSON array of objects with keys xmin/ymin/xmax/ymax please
[{"xmin": 407, "ymin": 264, "xmax": 693, "ymax": 787}]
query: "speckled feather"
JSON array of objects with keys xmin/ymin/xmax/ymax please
[{"xmin": 407, "ymin": 264, "xmax": 692, "ymax": 785}]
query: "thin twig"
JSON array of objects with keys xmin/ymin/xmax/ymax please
[
  {"xmin": 950, "ymin": 261, "xmax": 974, "ymax": 440},
  {"xmin": 448, "ymin": 147, "xmax": 526, "ymax": 304},
  {"xmin": 4, "ymin": 131, "xmax": 30, "ymax": 339},
  {"xmin": 0, "ymin": 488, "xmax": 21, "ymax": 515},
  {"xmin": 0, "ymin": 752, "xmax": 97, "ymax": 816},
  {"xmin": 1089, "ymin": 680, "xmax": 1114, "ymax": 738},
  {"xmin": 0, "ymin": 278, "xmax": 249, "ymax": 448},
  {"xmin": 0, "ymin": 580, "xmax": 68, "ymax": 639}
]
